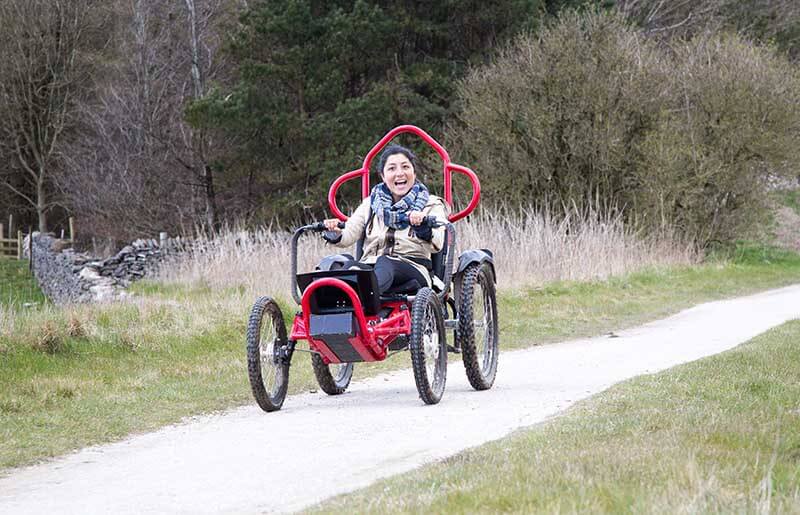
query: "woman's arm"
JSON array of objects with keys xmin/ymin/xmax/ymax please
[
  {"xmin": 327, "ymin": 199, "xmax": 370, "ymax": 248},
  {"xmin": 411, "ymin": 197, "xmax": 447, "ymax": 252}
]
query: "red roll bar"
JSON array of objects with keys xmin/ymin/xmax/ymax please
[{"xmin": 327, "ymin": 125, "xmax": 481, "ymax": 223}]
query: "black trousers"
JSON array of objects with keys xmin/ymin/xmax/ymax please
[{"xmin": 334, "ymin": 255, "xmax": 428, "ymax": 296}]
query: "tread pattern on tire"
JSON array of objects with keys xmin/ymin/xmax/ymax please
[
  {"xmin": 246, "ymin": 296, "xmax": 289, "ymax": 412},
  {"xmin": 409, "ymin": 287, "xmax": 447, "ymax": 405},
  {"xmin": 311, "ymin": 354, "xmax": 353, "ymax": 395},
  {"xmin": 456, "ymin": 262, "xmax": 499, "ymax": 391}
]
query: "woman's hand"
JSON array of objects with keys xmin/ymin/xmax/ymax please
[
  {"xmin": 323, "ymin": 218, "xmax": 342, "ymax": 232},
  {"xmin": 408, "ymin": 211, "xmax": 425, "ymax": 226}
]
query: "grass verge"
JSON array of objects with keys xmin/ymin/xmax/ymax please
[
  {"xmin": 1, "ymin": 244, "xmax": 800, "ymax": 471},
  {"xmin": 0, "ymin": 259, "xmax": 44, "ymax": 308},
  {"xmin": 310, "ymin": 320, "xmax": 800, "ymax": 513}
]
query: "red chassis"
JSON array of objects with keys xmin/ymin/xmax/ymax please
[{"xmin": 289, "ymin": 277, "xmax": 410, "ymax": 364}]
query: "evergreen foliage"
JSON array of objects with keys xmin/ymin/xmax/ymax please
[{"xmin": 188, "ymin": 0, "xmax": 585, "ymax": 219}]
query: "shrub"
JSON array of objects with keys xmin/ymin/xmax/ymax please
[
  {"xmin": 636, "ymin": 34, "xmax": 800, "ymax": 245},
  {"xmin": 448, "ymin": 10, "xmax": 800, "ymax": 247},
  {"xmin": 448, "ymin": 11, "xmax": 666, "ymax": 210}
]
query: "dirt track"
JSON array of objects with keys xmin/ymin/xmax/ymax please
[{"xmin": 2, "ymin": 284, "xmax": 799, "ymax": 514}]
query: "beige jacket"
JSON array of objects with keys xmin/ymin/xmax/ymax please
[{"xmin": 331, "ymin": 195, "xmax": 449, "ymax": 284}]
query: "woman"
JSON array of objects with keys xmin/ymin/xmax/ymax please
[{"xmin": 323, "ymin": 144, "xmax": 448, "ymax": 295}]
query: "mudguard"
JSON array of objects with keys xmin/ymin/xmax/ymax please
[
  {"xmin": 455, "ymin": 249, "xmax": 496, "ymax": 282},
  {"xmin": 316, "ymin": 253, "xmax": 355, "ymax": 271}
]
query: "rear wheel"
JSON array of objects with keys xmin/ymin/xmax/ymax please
[
  {"xmin": 246, "ymin": 297, "xmax": 290, "ymax": 412},
  {"xmin": 311, "ymin": 355, "xmax": 354, "ymax": 395},
  {"xmin": 409, "ymin": 287, "xmax": 447, "ymax": 404},
  {"xmin": 456, "ymin": 262, "xmax": 499, "ymax": 390}
]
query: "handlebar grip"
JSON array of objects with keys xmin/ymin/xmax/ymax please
[
  {"xmin": 421, "ymin": 216, "xmax": 444, "ymax": 228},
  {"xmin": 320, "ymin": 221, "xmax": 345, "ymax": 243},
  {"xmin": 308, "ymin": 221, "xmax": 345, "ymax": 232}
]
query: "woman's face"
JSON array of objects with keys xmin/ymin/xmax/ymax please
[{"xmin": 382, "ymin": 153, "xmax": 416, "ymax": 200}]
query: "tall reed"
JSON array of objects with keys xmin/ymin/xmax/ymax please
[{"xmin": 159, "ymin": 206, "xmax": 696, "ymax": 304}]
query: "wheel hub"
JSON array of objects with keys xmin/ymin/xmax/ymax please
[
  {"xmin": 424, "ymin": 333, "xmax": 439, "ymax": 361},
  {"xmin": 260, "ymin": 339, "xmax": 275, "ymax": 363}
]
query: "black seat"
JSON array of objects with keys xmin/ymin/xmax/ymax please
[{"xmin": 296, "ymin": 269, "xmax": 381, "ymax": 315}]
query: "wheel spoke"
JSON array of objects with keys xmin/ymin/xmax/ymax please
[
  {"xmin": 423, "ymin": 304, "xmax": 438, "ymax": 380},
  {"xmin": 481, "ymin": 286, "xmax": 494, "ymax": 370},
  {"xmin": 259, "ymin": 316, "xmax": 282, "ymax": 396},
  {"xmin": 247, "ymin": 298, "xmax": 290, "ymax": 412},
  {"xmin": 473, "ymin": 280, "xmax": 489, "ymax": 373},
  {"xmin": 410, "ymin": 288, "xmax": 446, "ymax": 404}
]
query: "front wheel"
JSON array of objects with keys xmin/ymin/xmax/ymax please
[
  {"xmin": 409, "ymin": 287, "xmax": 447, "ymax": 404},
  {"xmin": 455, "ymin": 262, "xmax": 499, "ymax": 390},
  {"xmin": 311, "ymin": 354, "xmax": 354, "ymax": 395},
  {"xmin": 246, "ymin": 296, "xmax": 290, "ymax": 412}
]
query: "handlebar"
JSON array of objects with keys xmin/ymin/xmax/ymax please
[
  {"xmin": 290, "ymin": 220, "xmax": 346, "ymax": 304},
  {"xmin": 306, "ymin": 217, "xmax": 442, "ymax": 233},
  {"xmin": 300, "ymin": 221, "xmax": 345, "ymax": 232},
  {"xmin": 420, "ymin": 216, "xmax": 445, "ymax": 228},
  {"xmin": 290, "ymin": 218, "xmax": 453, "ymax": 305}
]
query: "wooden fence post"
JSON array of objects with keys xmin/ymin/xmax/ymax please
[
  {"xmin": 7, "ymin": 214, "xmax": 11, "ymax": 237},
  {"xmin": 17, "ymin": 230, "xmax": 22, "ymax": 259},
  {"xmin": 0, "ymin": 223, "xmax": 4, "ymax": 242},
  {"xmin": 69, "ymin": 216, "xmax": 75, "ymax": 242},
  {"xmin": 28, "ymin": 227, "xmax": 33, "ymax": 272}
]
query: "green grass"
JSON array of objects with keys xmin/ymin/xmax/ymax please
[
  {"xmin": 2, "ymin": 244, "xmax": 800, "ymax": 471},
  {"xmin": 499, "ymin": 242, "xmax": 800, "ymax": 348},
  {"xmin": 0, "ymin": 259, "xmax": 45, "ymax": 307},
  {"xmin": 310, "ymin": 320, "xmax": 800, "ymax": 513}
]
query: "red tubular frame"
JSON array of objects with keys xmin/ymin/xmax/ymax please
[
  {"xmin": 293, "ymin": 278, "xmax": 412, "ymax": 364},
  {"xmin": 327, "ymin": 125, "xmax": 481, "ymax": 223}
]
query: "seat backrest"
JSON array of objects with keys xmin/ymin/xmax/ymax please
[{"xmin": 430, "ymin": 224, "xmax": 450, "ymax": 282}]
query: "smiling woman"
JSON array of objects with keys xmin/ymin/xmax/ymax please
[
  {"xmin": 379, "ymin": 147, "xmax": 417, "ymax": 201},
  {"xmin": 322, "ymin": 144, "xmax": 448, "ymax": 297}
]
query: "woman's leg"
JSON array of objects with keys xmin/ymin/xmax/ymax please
[
  {"xmin": 331, "ymin": 256, "xmax": 427, "ymax": 295},
  {"xmin": 373, "ymin": 256, "xmax": 428, "ymax": 295},
  {"xmin": 329, "ymin": 259, "xmax": 370, "ymax": 271}
]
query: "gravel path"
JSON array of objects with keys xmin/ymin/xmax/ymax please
[{"xmin": 2, "ymin": 284, "xmax": 800, "ymax": 514}]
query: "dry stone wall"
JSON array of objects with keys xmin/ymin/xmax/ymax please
[{"xmin": 26, "ymin": 233, "xmax": 187, "ymax": 304}]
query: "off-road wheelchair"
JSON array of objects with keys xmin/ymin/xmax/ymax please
[{"xmin": 247, "ymin": 125, "xmax": 498, "ymax": 411}]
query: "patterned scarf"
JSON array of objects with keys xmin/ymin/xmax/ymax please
[{"xmin": 369, "ymin": 181, "xmax": 430, "ymax": 230}]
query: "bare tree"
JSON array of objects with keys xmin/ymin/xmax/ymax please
[
  {"xmin": 616, "ymin": 0, "xmax": 800, "ymax": 50},
  {"xmin": 60, "ymin": 0, "xmax": 237, "ymax": 241},
  {"xmin": 184, "ymin": 0, "xmax": 219, "ymax": 232},
  {"xmin": 0, "ymin": 0, "xmax": 106, "ymax": 232}
]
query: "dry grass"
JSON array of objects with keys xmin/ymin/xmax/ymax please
[
  {"xmin": 159, "ymin": 205, "xmax": 696, "ymax": 299},
  {"xmin": 3, "ymin": 236, "xmax": 800, "ymax": 470}
]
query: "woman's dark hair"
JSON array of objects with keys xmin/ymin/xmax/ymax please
[{"xmin": 377, "ymin": 144, "xmax": 417, "ymax": 176}]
